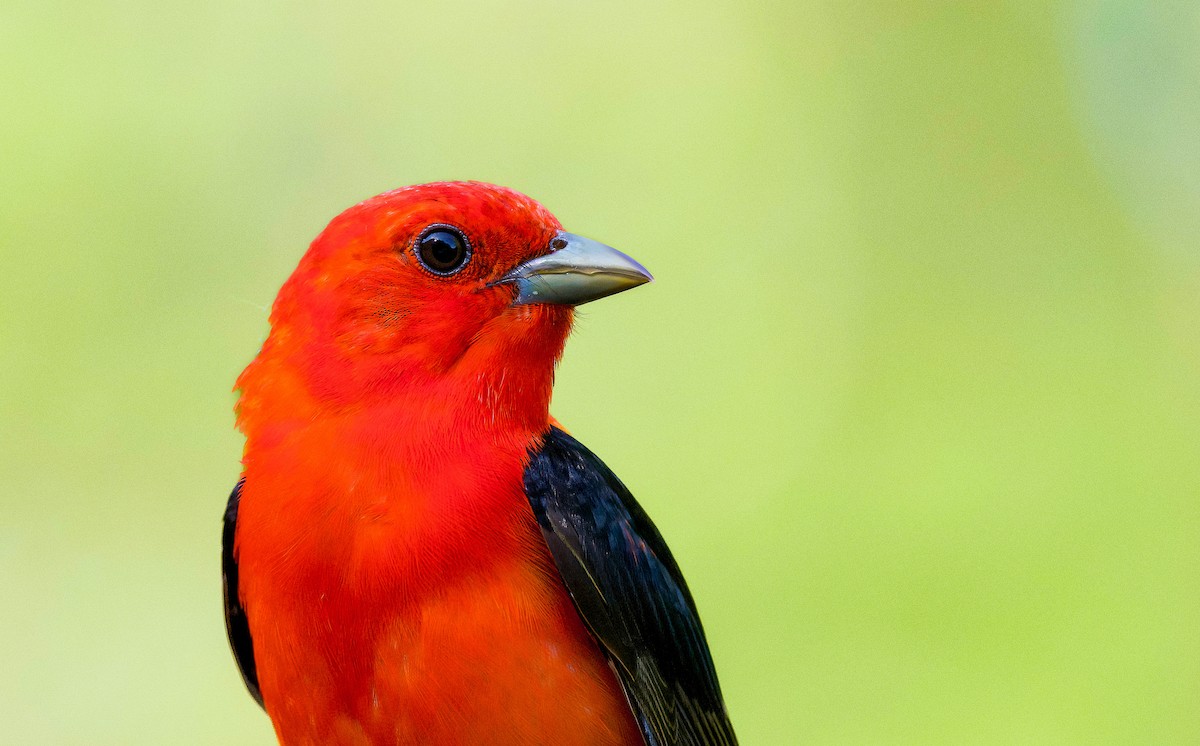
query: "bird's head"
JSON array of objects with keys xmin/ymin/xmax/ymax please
[{"xmin": 237, "ymin": 181, "xmax": 651, "ymax": 431}]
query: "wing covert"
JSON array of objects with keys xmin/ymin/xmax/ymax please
[
  {"xmin": 223, "ymin": 478, "xmax": 264, "ymax": 708},
  {"xmin": 524, "ymin": 427, "xmax": 737, "ymax": 746}
]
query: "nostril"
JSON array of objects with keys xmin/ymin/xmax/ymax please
[{"xmin": 550, "ymin": 237, "xmax": 568, "ymax": 251}]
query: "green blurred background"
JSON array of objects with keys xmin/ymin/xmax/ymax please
[{"xmin": 3, "ymin": 1, "xmax": 1198, "ymax": 743}]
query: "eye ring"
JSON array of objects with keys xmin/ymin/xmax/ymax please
[{"xmin": 413, "ymin": 224, "xmax": 472, "ymax": 276}]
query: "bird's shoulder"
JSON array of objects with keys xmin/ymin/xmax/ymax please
[{"xmin": 523, "ymin": 426, "xmax": 737, "ymax": 746}]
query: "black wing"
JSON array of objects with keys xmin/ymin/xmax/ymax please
[
  {"xmin": 223, "ymin": 478, "xmax": 264, "ymax": 708},
  {"xmin": 524, "ymin": 427, "xmax": 737, "ymax": 746}
]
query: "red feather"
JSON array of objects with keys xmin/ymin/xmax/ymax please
[{"xmin": 233, "ymin": 183, "xmax": 642, "ymax": 744}]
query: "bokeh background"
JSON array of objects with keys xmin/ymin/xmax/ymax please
[{"xmin": 3, "ymin": 1, "xmax": 1198, "ymax": 743}]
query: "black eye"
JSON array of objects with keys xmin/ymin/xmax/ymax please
[{"xmin": 415, "ymin": 225, "xmax": 471, "ymax": 275}]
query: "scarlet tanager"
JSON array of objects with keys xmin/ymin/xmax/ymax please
[{"xmin": 223, "ymin": 181, "xmax": 737, "ymax": 745}]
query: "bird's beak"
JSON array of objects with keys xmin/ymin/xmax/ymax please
[{"xmin": 500, "ymin": 231, "xmax": 653, "ymax": 306}]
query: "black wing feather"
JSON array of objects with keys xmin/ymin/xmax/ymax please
[
  {"xmin": 222, "ymin": 478, "xmax": 264, "ymax": 708},
  {"xmin": 524, "ymin": 427, "xmax": 737, "ymax": 746}
]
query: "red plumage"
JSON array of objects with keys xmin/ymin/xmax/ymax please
[{"xmin": 232, "ymin": 183, "xmax": 641, "ymax": 744}]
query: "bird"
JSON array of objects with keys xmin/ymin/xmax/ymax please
[{"xmin": 223, "ymin": 181, "xmax": 737, "ymax": 745}]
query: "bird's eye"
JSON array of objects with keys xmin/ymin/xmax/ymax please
[{"xmin": 414, "ymin": 225, "xmax": 471, "ymax": 276}]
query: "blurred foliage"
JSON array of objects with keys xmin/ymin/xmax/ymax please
[{"xmin": 2, "ymin": 0, "xmax": 1198, "ymax": 743}]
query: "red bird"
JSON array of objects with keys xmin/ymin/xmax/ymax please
[{"xmin": 223, "ymin": 182, "xmax": 737, "ymax": 745}]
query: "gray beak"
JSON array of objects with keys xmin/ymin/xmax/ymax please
[{"xmin": 500, "ymin": 231, "xmax": 653, "ymax": 306}]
